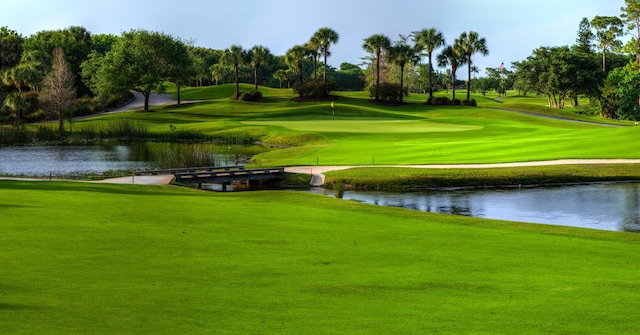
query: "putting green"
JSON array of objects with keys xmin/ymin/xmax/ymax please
[{"xmin": 242, "ymin": 120, "xmax": 483, "ymax": 133}]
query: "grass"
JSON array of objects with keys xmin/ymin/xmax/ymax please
[
  {"xmin": 2, "ymin": 180, "xmax": 640, "ymax": 334},
  {"xmin": 72, "ymin": 84, "xmax": 639, "ymax": 168},
  {"xmin": 324, "ymin": 164, "xmax": 640, "ymax": 189}
]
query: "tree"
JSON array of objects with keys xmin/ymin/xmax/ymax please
[
  {"xmin": 285, "ymin": 45, "xmax": 309, "ymax": 85},
  {"xmin": 221, "ymin": 45, "xmax": 249, "ymax": 99},
  {"xmin": 591, "ymin": 16, "xmax": 624, "ymax": 72},
  {"xmin": 3, "ymin": 92, "xmax": 29, "ymax": 125},
  {"xmin": 575, "ymin": 18, "xmax": 595, "ymax": 54},
  {"xmin": 82, "ymin": 30, "xmax": 188, "ymax": 111},
  {"xmin": 617, "ymin": 71, "xmax": 640, "ymax": 120},
  {"xmin": 362, "ymin": 34, "xmax": 391, "ymax": 100},
  {"xmin": 456, "ymin": 31, "xmax": 489, "ymax": 102},
  {"xmin": 437, "ymin": 45, "xmax": 466, "ymax": 101},
  {"xmin": 273, "ymin": 69, "xmax": 288, "ymax": 88},
  {"xmin": 313, "ymin": 27, "xmax": 339, "ymax": 83},
  {"xmin": 0, "ymin": 26, "xmax": 23, "ymax": 71},
  {"xmin": 249, "ymin": 45, "xmax": 272, "ymax": 91},
  {"xmin": 23, "ymin": 26, "xmax": 93, "ymax": 95},
  {"xmin": 412, "ymin": 28, "xmax": 445, "ymax": 98},
  {"xmin": 621, "ymin": 0, "xmax": 640, "ymax": 64},
  {"xmin": 389, "ymin": 42, "xmax": 418, "ymax": 102},
  {"xmin": 165, "ymin": 39, "xmax": 194, "ymax": 105},
  {"xmin": 39, "ymin": 47, "xmax": 76, "ymax": 132},
  {"xmin": 307, "ymin": 36, "xmax": 320, "ymax": 80},
  {"xmin": 210, "ymin": 64, "xmax": 230, "ymax": 85}
]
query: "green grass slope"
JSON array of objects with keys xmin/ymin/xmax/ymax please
[
  {"xmin": 79, "ymin": 85, "xmax": 640, "ymax": 167},
  {"xmin": 2, "ymin": 181, "xmax": 640, "ymax": 334}
]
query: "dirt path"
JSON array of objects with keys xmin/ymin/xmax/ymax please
[{"xmin": 284, "ymin": 159, "xmax": 640, "ymax": 186}]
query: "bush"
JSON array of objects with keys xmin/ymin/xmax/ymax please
[
  {"xmin": 427, "ymin": 96, "xmax": 451, "ymax": 105},
  {"xmin": 462, "ymin": 99, "xmax": 477, "ymax": 106},
  {"xmin": 293, "ymin": 79, "xmax": 338, "ymax": 99},
  {"xmin": 452, "ymin": 99, "xmax": 462, "ymax": 105},
  {"xmin": 369, "ymin": 83, "xmax": 405, "ymax": 103},
  {"xmin": 239, "ymin": 90, "xmax": 263, "ymax": 102}
]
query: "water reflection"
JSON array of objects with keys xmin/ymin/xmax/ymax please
[
  {"xmin": 0, "ymin": 142, "xmax": 261, "ymax": 176},
  {"xmin": 309, "ymin": 183, "xmax": 640, "ymax": 232}
]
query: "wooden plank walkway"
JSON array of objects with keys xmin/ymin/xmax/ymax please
[
  {"xmin": 174, "ymin": 167, "xmax": 286, "ymax": 185},
  {"xmin": 135, "ymin": 165, "xmax": 245, "ymax": 176}
]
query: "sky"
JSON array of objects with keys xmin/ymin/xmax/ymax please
[{"xmin": 0, "ymin": 0, "xmax": 629, "ymax": 76}]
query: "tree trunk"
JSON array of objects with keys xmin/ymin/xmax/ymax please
[
  {"xmin": 451, "ymin": 68, "xmax": 456, "ymax": 101},
  {"xmin": 254, "ymin": 62, "xmax": 259, "ymax": 91},
  {"xmin": 234, "ymin": 65, "xmax": 240, "ymax": 99},
  {"xmin": 143, "ymin": 91, "xmax": 150, "ymax": 111},
  {"xmin": 58, "ymin": 114, "xmax": 65, "ymax": 132},
  {"xmin": 602, "ymin": 50, "xmax": 606, "ymax": 72},
  {"xmin": 466, "ymin": 56, "xmax": 472, "ymax": 102},
  {"xmin": 313, "ymin": 56, "xmax": 317, "ymax": 80},
  {"xmin": 399, "ymin": 65, "xmax": 405, "ymax": 103},
  {"xmin": 177, "ymin": 82, "xmax": 181, "ymax": 105},
  {"xmin": 428, "ymin": 54, "xmax": 434, "ymax": 98},
  {"xmin": 375, "ymin": 50, "xmax": 381, "ymax": 100},
  {"xmin": 323, "ymin": 50, "xmax": 328, "ymax": 83}
]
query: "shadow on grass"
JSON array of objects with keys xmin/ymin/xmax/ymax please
[
  {"xmin": 0, "ymin": 181, "xmax": 196, "ymax": 197},
  {"xmin": 0, "ymin": 303, "xmax": 32, "ymax": 310}
]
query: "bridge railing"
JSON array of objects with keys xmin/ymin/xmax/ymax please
[{"xmin": 135, "ymin": 165, "xmax": 245, "ymax": 176}]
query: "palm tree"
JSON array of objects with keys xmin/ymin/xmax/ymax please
[
  {"xmin": 273, "ymin": 69, "xmax": 288, "ymax": 88},
  {"xmin": 437, "ymin": 45, "xmax": 466, "ymax": 101},
  {"xmin": 221, "ymin": 45, "xmax": 248, "ymax": 99},
  {"xmin": 389, "ymin": 42, "xmax": 419, "ymax": 102},
  {"xmin": 313, "ymin": 27, "xmax": 339, "ymax": 82},
  {"xmin": 307, "ymin": 36, "xmax": 321, "ymax": 80},
  {"xmin": 285, "ymin": 45, "xmax": 309, "ymax": 85},
  {"xmin": 3, "ymin": 92, "xmax": 29, "ymax": 125},
  {"xmin": 456, "ymin": 31, "xmax": 489, "ymax": 102},
  {"xmin": 250, "ymin": 45, "xmax": 272, "ymax": 91},
  {"xmin": 412, "ymin": 28, "xmax": 445, "ymax": 98},
  {"xmin": 209, "ymin": 63, "xmax": 228, "ymax": 85},
  {"xmin": 362, "ymin": 34, "xmax": 391, "ymax": 100}
]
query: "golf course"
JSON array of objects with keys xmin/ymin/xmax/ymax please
[{"xmin": 3, "ymin": 85, "xmax": 640, "ymax": 334}]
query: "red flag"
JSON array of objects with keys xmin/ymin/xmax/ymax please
[{"xmin": 498, "ymin": 62, "xmax": 504, "ymax": 69}]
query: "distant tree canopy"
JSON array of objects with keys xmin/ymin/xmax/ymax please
[
  {"xmin": 4, "ymin": 3, "xmax": 640, "ymax": 125},
  {"xmin": 82, "ymin": 29, "xmax": 191, "ymax": 111}
]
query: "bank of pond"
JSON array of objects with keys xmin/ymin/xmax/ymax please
[{"xmin": 2, "ymin": 142, "xmax": 640, "ymax": 233}]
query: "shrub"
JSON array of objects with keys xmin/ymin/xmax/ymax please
[
  {"xmin": 452, "ymin": 99, "xmax": 462, "ymax": 105},
  {"xmin": 293, "ymin": 79, "xmax": 338, "ymax": 99},
  {"xmin": 239, "ymin": 90, "xmax": 263, "ymax": 102},
  {"xmin": 369, "ymin": 83, "xmax": 405, "ymax": 103},
  {"xmin": 427, "ymin": 96, "xmax": 451, "ymax": 105},
  {"xmin": 462, "ymin": 99, "xmax": 477, "ymax": 106}
]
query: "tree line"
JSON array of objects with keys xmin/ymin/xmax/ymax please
[
  {"xmin": 473, "ymin": 0, "xmax": 640, "ymax": 121},
  {"xmin": 1, "ymin": 0, "xmax": 639, "ymax": 131}
]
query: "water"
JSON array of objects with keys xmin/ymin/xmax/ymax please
[
  {"xmin": 0, "ymin": 142, "xmax": 260, "ymax": 176},
  {"xmin": 309, "ymin": 183, "xmax": 640, "ymax": 232},
  {"xmin": 3, "ymin": 143, "xmax": 640, "ymax": 232}
]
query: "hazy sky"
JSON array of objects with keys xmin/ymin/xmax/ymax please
[{"xmin": 0, "ymin": 0, "xmax": 628, "ymax": 75}]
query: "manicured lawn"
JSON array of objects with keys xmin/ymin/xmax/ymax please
[
  {"xmin": 2, "ymin": 180, "xmax": 640, "ymax": 334},
  {"xmin": 78, "ymin": 84, "xmax": 638, "ymax": 168}
]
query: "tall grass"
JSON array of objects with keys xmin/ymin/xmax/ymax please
[
  {"xmin": 0, "ymin": 126, "xmax": 33, "ymax": 144},
  {"xmin": 74, "ymin": 120, "xmax": 149, "ymax": 140},
  {"xmin": 154, "ymin": 143, "xmax": 217, "ymax": 168}
]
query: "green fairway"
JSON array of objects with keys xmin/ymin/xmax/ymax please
[
  {"xmin": 80, "ymin": 84, "xmax": 638, "ymax": 167},
  {"xmin": 242, "ymin": 119, "xmax": 483, "ymax": 133},
  {"xmin": 2, "ymin": 181, "xmax": 640, "ymax": 334}
]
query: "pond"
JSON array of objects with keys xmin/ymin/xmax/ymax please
[
  {"xmin": 308, "ymin": 182, "xmax": 640, "ymax": 233},
  {"xmin": 0, "ymin": 142, "xmax": 264, "ymax": 176}
]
